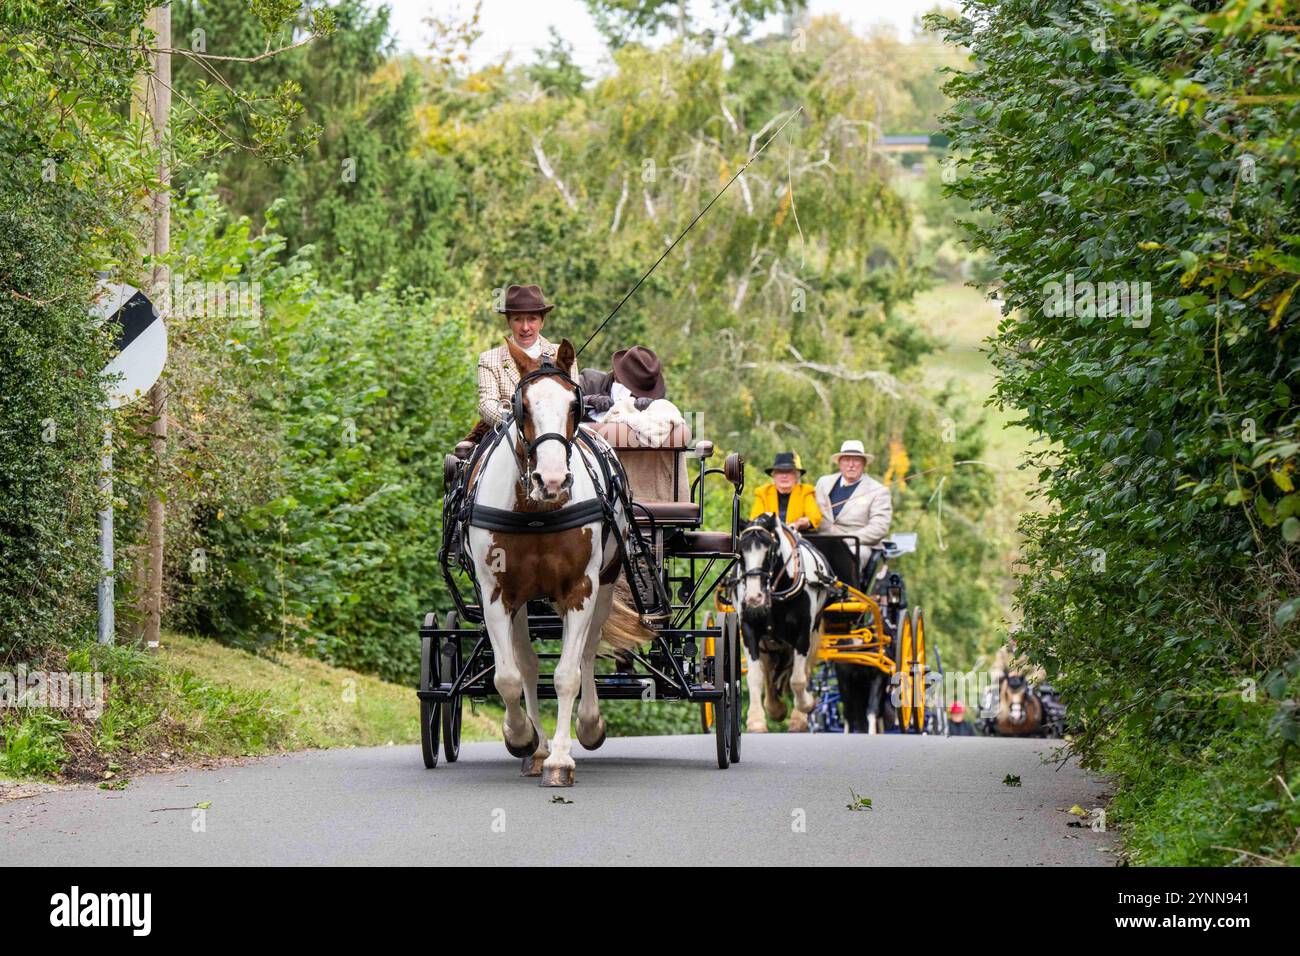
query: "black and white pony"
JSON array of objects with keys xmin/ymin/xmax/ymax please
[{"xmin": 731, "ymin": 512, "xmax": 834, "ymax": 733}]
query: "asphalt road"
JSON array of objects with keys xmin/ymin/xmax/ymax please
[{"xmin": 1, "ymin": 734, "xmax": 1117, "ymax": 866}]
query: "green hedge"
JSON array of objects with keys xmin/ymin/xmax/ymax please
[
  {"xmin": 934, "ymin": 0, "xmax": 1300, "ymax": 863},
  {"xmin": 0, "ymin": 198, "xmax": 107, "ymax": 657}
]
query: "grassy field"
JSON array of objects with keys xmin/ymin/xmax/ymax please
[{"xmin": 901, "ymin": 280, "xmax": 1039, "ymax": 633}]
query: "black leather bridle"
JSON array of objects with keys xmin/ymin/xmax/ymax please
[
  {"xmin": 733, "ymin": 520, "xmax": 805, "ymax": 605},
  {"xmin": 509, "ymin": 359, "xmax": 584, "ymax": 488}
]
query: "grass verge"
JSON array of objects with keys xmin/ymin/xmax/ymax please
[{"xmin": 0, "ymin": 632, "xmax": 500, "ymax": 785}]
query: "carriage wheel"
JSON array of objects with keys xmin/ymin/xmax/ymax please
[
  {"xmin": 897, "ymin": 612, "xmax": 915, "ymax": 734},
  {"xmin": 715, "ymin": 627, "xmax": 731, "ymax": 769},
  {"xmin": 912, "ymin": 607, "xmax": 927, "ymax": 734},
  {"xmin": 420, "ymin": 634, "xmax": 441, "ymax": 768},
  {"xmin": 724, "ymin": 611, "xmax": 741, "ymax": 763},
  {"xmin": 441, "ymin": 614, "xmax": 463, "ymax": 763}
]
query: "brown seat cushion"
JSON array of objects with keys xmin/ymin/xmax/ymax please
[{"xmin": 632, "ymin": 500, "xmax": 701, "ymax": 524}]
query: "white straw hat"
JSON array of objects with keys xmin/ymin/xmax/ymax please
[{"xmin": 830, "ymin": 439, "xmax": 874, "ymax": 465}]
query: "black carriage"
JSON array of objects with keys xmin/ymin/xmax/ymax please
[{"xmin": 420, "ymin": 419, "xmax": 747, "ymax": 769}]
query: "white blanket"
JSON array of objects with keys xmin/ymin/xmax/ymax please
[{"xmin": 601, "ymin": 398, "xmax": 685, "ymax": 447}]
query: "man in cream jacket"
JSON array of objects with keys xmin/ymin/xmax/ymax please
[{"xmin": 813, "ymin": 439, "xmax": 893, "ymax": 572}]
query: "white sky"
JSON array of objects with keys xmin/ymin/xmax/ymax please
[{"xmin": 377, "ymin": 0, "xmax": 947, "ymax": 72}]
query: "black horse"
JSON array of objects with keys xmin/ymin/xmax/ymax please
[{"xmin": 731, "ymin": 513, "xmax": 834, "ymax": 733}]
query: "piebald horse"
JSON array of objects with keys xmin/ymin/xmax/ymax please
[
  {"xmin": 464, "ymin": 337, "xmax": 648, "ymax": 786},
  {"xmin": 731, "ymin": 513, "xmax": 834, "ymax": 733}
]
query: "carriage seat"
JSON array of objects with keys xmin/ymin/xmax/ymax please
[{"xmin": 584, "ymin": 420, "xmax": 700, "ymax": 527}]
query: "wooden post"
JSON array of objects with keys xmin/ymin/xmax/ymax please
[{"xmin": 133, "ymin": 6, "xmax": 170, "ymax": 650}]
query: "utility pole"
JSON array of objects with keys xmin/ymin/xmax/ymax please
[{"xmin": 132, "ymin": 5, "xmax": 170, "ymax": 650}]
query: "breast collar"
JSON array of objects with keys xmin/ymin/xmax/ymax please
[{"xmin": 461, "ymin": 424, "xmax": 620, "ymax": 537}]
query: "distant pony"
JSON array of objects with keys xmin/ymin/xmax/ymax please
[
  {"xmin": 731, "ymin": 513, "xmax": 834, "ymax": 733},
  {"xmin": 993, "ymin": 673, "xmax": 1043, "ymax": 737}
]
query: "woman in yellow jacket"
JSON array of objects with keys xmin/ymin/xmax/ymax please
[{"xmin": 749, "ymin": 452, "xmax": 822, "ymax": 532}]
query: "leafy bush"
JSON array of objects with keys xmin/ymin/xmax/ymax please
[
  {"xmin": 148, "ymin": 186, "xmax": 477, "ymax": 683},
  {"xmin": 0, "ymin": 198, "xmax": 108, "ymax": 659}
]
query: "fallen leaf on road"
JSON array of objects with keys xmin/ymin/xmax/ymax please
[{"xmin": 1003, "ymin": 774, "xmax": 1021, "ymax": 787}]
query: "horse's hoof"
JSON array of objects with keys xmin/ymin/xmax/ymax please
[
  {"xmin": 540, "ymin": 765, "xmax": 575, "ymax": 787},
  {"xmin": 577, "ymin": 720, "xmax": 606, "ymax": 751},
  {"xmin": 747, "ymin": 721, "xmax": 768, "ymax": 734},
  {"xmin": 521, "ymin": 753, "xmax": 547, "ymax": 777},
  {"xmin": 504, "ymin": 723, "xmax": 539, "ymax": 758}
]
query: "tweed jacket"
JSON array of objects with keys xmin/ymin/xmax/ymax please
[
  {"xmin": 476, "ymin": 336, "xmax": 558, "ymax": 428},
  {"xmin": 813, "ymin": 472, "xmax": 892, "ymax": 559}
]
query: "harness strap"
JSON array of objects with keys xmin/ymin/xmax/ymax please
[{"xmin": 467, "ymin": 498, "xmax": 606, "ymax": 534}]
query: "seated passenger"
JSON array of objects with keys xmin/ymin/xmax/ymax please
[
  {"xmin": 813, "ymin": 439, "xmax": 892, "ymax": 571},
  {"xmin": 579, "ymin": 345, "xmax": 665, "ymax": 420},
  {"xmin": 749, "ymin": 452, "xmax": 821, "ymax": 533},
  {"xmin": 475, "ymin": 283, "xmax": 559, "ymax": 430}
]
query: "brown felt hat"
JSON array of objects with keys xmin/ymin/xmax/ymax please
[
  {"xmin": 496, "ymin": 283, "xmax": 555, "ymax": 314},
  {"xmin": 611, "ymin": 346, "xmax": 666, "ymax": 400}
]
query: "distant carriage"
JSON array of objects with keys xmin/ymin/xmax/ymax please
[
  {"xmin": 712, "ymin": 524, "xmax": 945, "ymax": 736},
  {"xmin": 806, "ymin": 532, "xmax": 944, "ymax": 735}
]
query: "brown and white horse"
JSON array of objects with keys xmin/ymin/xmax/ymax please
[
  {"xmin": 464, "ymin": 337, "xmax": 647, "ymax": 786},
  {"xmin": 994, "ymin": 673, "xmax": 1043, "ymax": 736}
]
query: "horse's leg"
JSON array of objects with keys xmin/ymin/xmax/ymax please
[
  {"xmin": 576, "ymin": 584, "xmax": 614, "ymax": 750},
  {"xmin": 745, "ymin": 644, "xmax": 768, "ymax": 733},
  {"xmin": 482, "ymin": 598, "xmax": 538, "ymax": 758},
  {"xmin": 835, "ymin": 663, "xmax": 859, "ymax": 733},
  {"xmin": 787, "ymin": 649, "xmax": 814, "ymax": 732},
  {"xmin": 762, "ymin": 653, "xmax": 789, "ymax": 722},
  {"xmin": 511, "ymin": 606, "xmax": 549, "ymax": 775},
  {"xmin": 865, "ymin": 671, "xmax": 883, "ymax": 734},
  {"xmin": 541, "ymin": 596, "xmax": 597, "ymax": 787}
]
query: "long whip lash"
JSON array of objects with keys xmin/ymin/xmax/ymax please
[{"xmin": 577, "ymin": 105, "xmax": 805, "ymax": 358}]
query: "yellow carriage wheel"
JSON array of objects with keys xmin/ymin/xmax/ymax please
[
  {"xmin": 701, "ymin": 635, "xmax": 717, "ymax": 731},
  {"xmin": 898, "ymin": 612, "xmax": 915, "ymax": 733},
  {"xmin": 912, "ymin": 608, "xmax": 927, "ymax": 734}
]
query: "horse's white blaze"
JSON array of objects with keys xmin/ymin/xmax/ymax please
[
  {"xmin": 745, "ymin": 648, "xmax": 767, "ymax": 732},
  {"xmin": 524, "ymin": 376, "xmax": 573, "ymax": 499},
  {"xmin": 737, "ymin": 540, "xmax": 766, "ymax": 608}
]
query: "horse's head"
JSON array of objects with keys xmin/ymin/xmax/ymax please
[
  {"xmin": 735, "ymin": 512, "xmax": 783, "ymax": 626},
  {"xmin": 1001, "ymin": 673, "xmax": 1030, "ymax": 723},
  {"xmin": 507, "ymin": 337, "xmax": 581, "ymax": 503}
]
